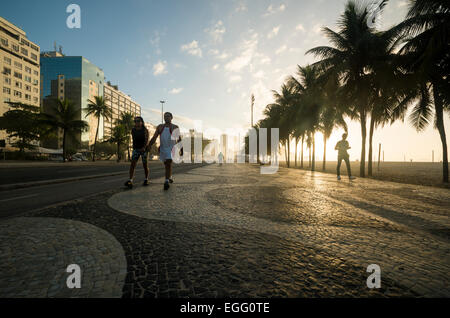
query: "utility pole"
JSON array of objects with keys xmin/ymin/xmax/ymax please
[
  {"xmin": 432, "ymin": 150, "xmax": 434, "ymax": 163},
  {"xmin": 251, "ymin": 94, "xmax": 255, "ymax": 128},
  {"xmin": 160, "ymin": 100, "xmax": 165, "ymax": 124}
]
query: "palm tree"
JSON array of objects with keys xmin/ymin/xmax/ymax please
[
  {"xmin": 289, "ymin": 65, "xmax": 322, "ymax": 171},
  {"xmin": 317, "ymin": 72, "xmax": 348, "ymax": 171},
  {"xmin": 307, "ymin": 0, "xmax": 386, "ymax": 177},
  {"xmin": 40, "ymin": 99, "xmax": 89, "ymax": 162},
  {"xmin": 115, "ymin": 112, "xmax": 134, "ymax": 161},
  {"xmin": 270, "ymin": 83, "xmax": 297, "ymax": 167},
  {"xmin": 107, "ymin": 124, "xmax": 129, "ymax": 162},
  {"xmin": 389, "ymin": 0, "xmax": 450, "ymax": 182},
  {"xmin": 85, "ymin": 96, "xmax": 112, "ymax": 162}
]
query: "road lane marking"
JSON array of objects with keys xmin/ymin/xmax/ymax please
[{"xmin": 0, "ymin": 193, "xmax": 39, "ymax": 203}]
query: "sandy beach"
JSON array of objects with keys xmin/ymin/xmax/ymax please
[{"xmin": 281, "ymin": 161, "xmax": 450, "ymax": 189}]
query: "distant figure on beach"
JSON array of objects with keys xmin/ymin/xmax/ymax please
[
  {"xmin": 148, "ymin": 112, "xmax": 183, "ymax": 190},
  {"xmin": 335, "ymin": 133, "xmax": 356, "ymax": 181},
  {"xmin": 124, "ymin": 116, "xmax": 150, "ymax": 189},
  {"xmin": 218, "ymin": 152, "xmax": 224, "ymax": 166}
]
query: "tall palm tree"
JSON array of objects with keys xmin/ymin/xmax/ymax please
[
  {"xmin": 270, "ymin": 82, "xmax": 297, "ymax": 167},
  {"xmin": 40, "ymin": 99, "xmax": 89, "ymax": 162},
  {"xmin": 115, "ymin": 112, "xmax": 134, "ymax": 161},
  {"xmin": 389, "ymin": 0, "xmax": 450, "ymax": 182},
  {"xmin": 289, "ymin": 65, "xmax": 322, "ymax": 171},
  {"xmin": 85, "ymin": 96, "xmax": 112, "ymax": 162},
  {"xmin": 316, "ymin": 72, "xmax": 348, "ymax": 171},
  {"xmin": 307, "ymin": 0, "xmax": 386, "ymax": 177},
  {"xmin": 107, "ymin": 124, "xmax": 129, "ymax": 162}
]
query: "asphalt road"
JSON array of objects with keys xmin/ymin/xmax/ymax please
[
  {"xmin": 0, "ymin": 162, "xmax": 202, "ymax": 218},
  {"xmin": 0, "ymin": 161, "xmax": 166, "ymax": 185}
]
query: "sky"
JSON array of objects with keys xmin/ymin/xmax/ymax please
[{"xmin": 2, "ymin": 0, "xmax": 448, "ymax": 162}]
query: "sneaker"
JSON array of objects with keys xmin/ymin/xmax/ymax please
[
  {"xmin": 169, "ymin": 177, "xmax": 174, "ymax": 184},
  {"xmin": 337, "ymin": 176, "xmax": 341, "ymax": 181},
  {"xmin": 124, "ymin": 180, "xmax": 133, "ymax": 189},
  {"xmin": 164, "ymin": 181, "xmax": 170, "ymax": 191},
  {"xmin": 143, "ymin": 179, "xmax": 149, "ymax": 186},
  {"xmin": 349, "ymin": 176, "xmax": 356, "ymax": 180}
]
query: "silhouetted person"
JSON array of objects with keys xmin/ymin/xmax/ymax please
[
  {"xmin": 124, "ymin": 116, "xmax": 150, "ymax": 188},
  {"xmin": 335, "ymin": 133, "xmax": 355, "ymax": 181}
]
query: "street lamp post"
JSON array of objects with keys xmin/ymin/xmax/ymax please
[{"xmin": 160, "ymin": 100, "xmax": 166, "ymax": 124}]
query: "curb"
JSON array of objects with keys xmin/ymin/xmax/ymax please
[{"xmin": 0, "ymin": 171, "xmax": 129, "ymax": 192}]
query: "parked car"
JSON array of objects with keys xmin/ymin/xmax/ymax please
[{"xmin": 73, "ymin": 153, "xmax": 88, "ymax": 161}]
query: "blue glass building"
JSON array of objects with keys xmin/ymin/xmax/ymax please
[{"xmin": 40, "ymin": 53, "xmax": 105, "ymax": 148}]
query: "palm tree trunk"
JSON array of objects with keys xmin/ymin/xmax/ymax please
[
  {"xmin": 62, "ymin": 129, "xmax": 66, "ymax": 163},
  {"xmin": 284, "ymin": 141, "xmax": 288, "ymax": 167},
  {"xmin": 301, "ymin": 135, "xmax": 304, "ymax": 168},
  {"xmin": 117, "ymin": 142, "xmax": 120, "ymax": 163},
  {"xmin": 295, "ymin": 137, "xmax": 298, "ymax": 167},
  {"xmin": 368, "ymin": 115, "xmax": 375, "ymax": 177},
  {"xmin": 287, "ymin": 137, "xmax": 290, "ymax": 168},
  {"xmin": 308, "ymin": 144, "xmax": 311, "ymax": 168},
  {"xmin": 311, "ymin": 134, "xmax": 316, "ymax": 171},
  {"xmin": 434, "ymin": 87, "xmax": 449, "ymax": 183},
  {"xmin": 360, "ymin": 111, "xmax": 367, "ymax": 178},
  {"xmin": 93, "ymin": 117, "xmax": 100, "ymax": 162},
  {"xmin": 323, "ymin": 136, "xmax": 327, "ymax": 171}
]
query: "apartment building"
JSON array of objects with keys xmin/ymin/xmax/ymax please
[
  {"xmin": 0, "ymin": 16, "xmax": 40, "ymax": 150},
  {"xmin": 40, "ymin": 53, "xmax": 104, "ymax": 150},
  {"xmin": 103, "ymin": 82, "xmax": 141, "ymax": 139}
]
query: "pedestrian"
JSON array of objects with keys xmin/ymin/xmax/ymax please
[
  {"xmin": 335, "ymin": 133, "xmax": 356, "ymax": 181},
  {"xmin": 124, "ymin": 116, "xmax": 150, "ymax": 188},
  {"xmin": 148, "ymin": 112, "xmax": 183, "ymax": 190},
  {"xmin": 218, "ymin": 152, "xmax": 224, "ymax": 166}
]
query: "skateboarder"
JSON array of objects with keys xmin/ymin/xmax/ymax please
[
  {"xmin": 335, "ymin": 133, "xmax": 356, "ymax": 181},
  {"xmin": 124, "ymin": 116, "xmax": 150, "ymax": 189},
  {"xmin": 148, "ymin": 112, "xmax": 183, "ymax": 190}
]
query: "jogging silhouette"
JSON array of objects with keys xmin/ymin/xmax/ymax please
[{"xmin": 335, "ymin": 133, "xmax": 356, "ymax": 181}]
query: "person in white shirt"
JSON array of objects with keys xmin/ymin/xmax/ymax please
[{"xmin": 148, "ymin": 112, "xmax": 183, "ymax": 190}]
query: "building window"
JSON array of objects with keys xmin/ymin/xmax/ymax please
[
  {"xmin": 14, "ymin": 61, "xmax": 22, "ymax": 70},
  {"xmin": 25, "ymin": 85, "xmax": 31, "ymax": 91},
  {"xmin": 3, "ymin": 87, "xmax": 11, "ymax": 94},
  {"xmin": 4, "ymin": 97, "xmax": 11, "ymax": 103},
  {"xmin": 15, "ymin": 81, "xmax": 22, "ymax": 89},
  {"xmin": 3, "ymin": 57, "xmax": 11, "ymax": 65},
  {"xmin": 13, "ymin": 72, "xmax": 22, "ymax": 79},
  {"xmin": 33, "ymin": 88, "xmax": 38, "ymax": 93},
  {"xmin": 33, "ymin": 70, "xmax": 39, "ymax": 76},
  {"xmin": 25, "ymin": 67, "xmax": 31, "ymax": 74},
  {"xmin": 25, "ymin": 94, "xmax": 31, "ymax": 101},
  {"xmin": 21, "ymin": 47, "xmax": 28, "ymax": 56},
  {"xmin": 14, "ymin": 91, "xmax": 22, "ymax": 97},
  {"xmin": 30, "ymin": 53, "xmax": 37, "ymax": 61},
  {"xmin": 4, "ymin": 77, "xmax": 11, "ymax": 85},
  {"xmin": 3, "ymin": 67, "xmax": 11, "ymax": 75},
  {"xmin": 33, "ymin": 97, "xmax": 38, "ymax": 103},
  {"xmin": 25, "ymin": 76, "xmax": 31, "ymax": 83},
  {"xmin": 33, "ymin": 79, "xmax": 38, "ymax": 85},
  {"xmin": 20, "ymin": 39, "xmax": 30, "ymax": 47},
  {"xmin": 0, "ymin": 37, "xmax": 8, "ymax": 46},
  {"xmin": 12, "ymin": 44, "xmax": 19, "ymax": 52}
]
